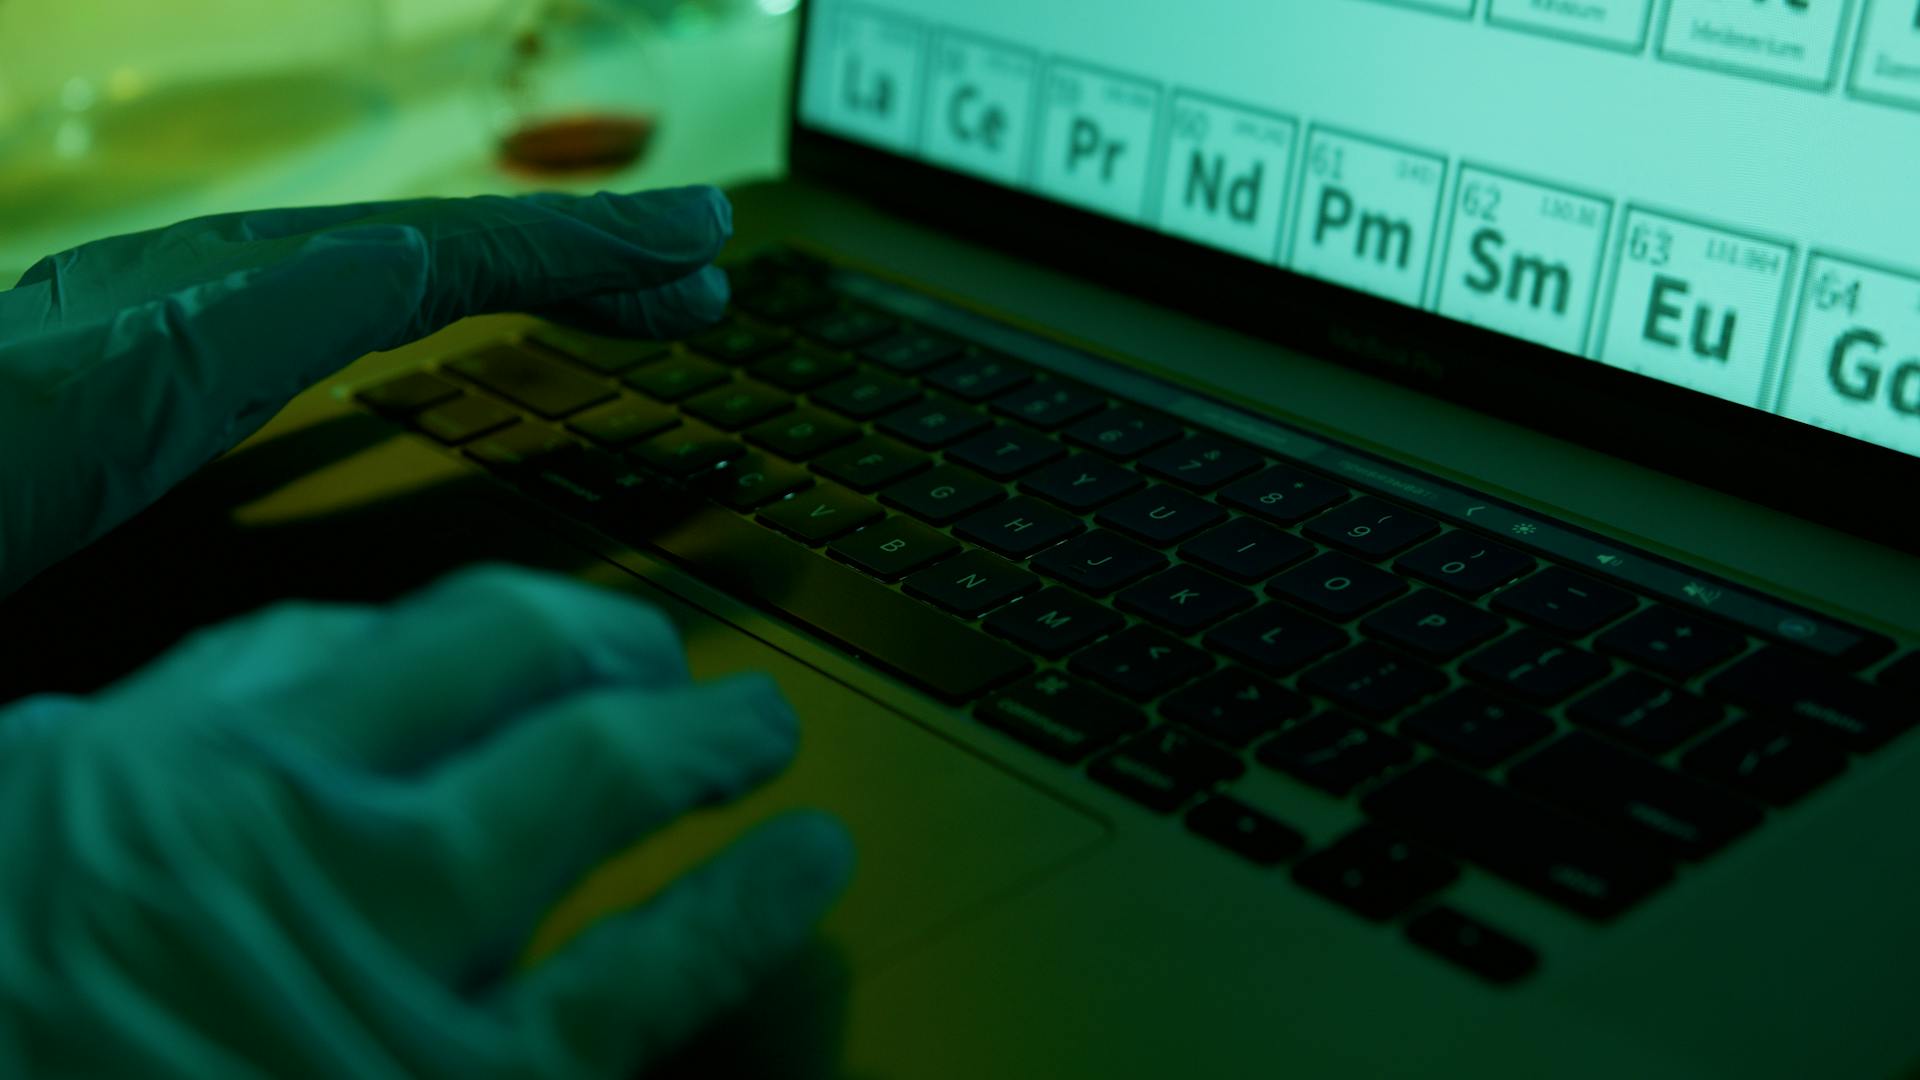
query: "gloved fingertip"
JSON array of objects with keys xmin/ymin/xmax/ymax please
[
  {"xmin": 631, "ymin": 184, "xmax": 732, "ymax": 237},
  {"xmin": 578, "ymin": 265, "xmax": 729, "ymax": 338},
  {"xmin": 684, "ymin": 263, "xmax": 731, "ymax": 321},
  {"xmin": 702, "ymin": 185, "xmax": 736, "ymax": 241},
  {"xmin": 597, "ymin": 185, "xmax": 733, "ymax": 249},
  {"xmin": 752, "ymin": 811, "xmax": 856, "ymax": 915},
  {"xmin": 705, "ymin": 671, "xmax": 799, "ymax": 751}
]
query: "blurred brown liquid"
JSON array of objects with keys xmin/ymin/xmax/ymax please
[{"xmin": 498, "ymin": 112, "xmax": 656, "ymax": 175}]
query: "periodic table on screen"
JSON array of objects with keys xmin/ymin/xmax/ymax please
[{"xmin": 800, "ymin": 0, "xmax": 1920, "ymax": 460}]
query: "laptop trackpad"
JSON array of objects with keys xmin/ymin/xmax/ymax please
[{"xmin": 523, "ymin": 553, "xmax": 1110, "ymax": 971}]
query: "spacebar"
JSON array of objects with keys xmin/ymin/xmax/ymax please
[{"xmin": 595, "ymin": 486, "xmax": 1032, "ymax": 703}]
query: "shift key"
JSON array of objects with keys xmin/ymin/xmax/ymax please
[
  {"xmin": 1508, "ymin": 733, "xmax": 1762, "ymax": 861},
  {"xmin": 1363, "ymin": 760, "xmax": 1673, "ymax": 920},
  {"xmin": 977, "ymin": 675, "xmax": 1148, "ymax": 763}
]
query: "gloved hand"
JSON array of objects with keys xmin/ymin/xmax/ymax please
[
  {"xmin": 0, "ymin": 186, "xmax": 734, "ymax": 598},
  {"xmin": 0, "ymin": 563, "xmax": 854, "ymax": 1078}
]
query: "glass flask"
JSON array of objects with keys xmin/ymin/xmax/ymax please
[{"xmin": 478, "ymin": 0, "xmax": 669, "ymax": 176}]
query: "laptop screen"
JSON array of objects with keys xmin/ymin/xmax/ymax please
[{"xmin": 796, "ymin": 1, "xmax": 1920, "ymax": 461}]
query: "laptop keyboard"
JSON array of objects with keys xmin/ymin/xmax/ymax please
[{"xmin": 356, "ymin": 249, "xmax": 1915, "ymax": 985}]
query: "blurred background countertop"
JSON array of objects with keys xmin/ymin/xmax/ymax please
[{"xmin": 0, "ymin": 0, "xmax": 799, "ymax": 283}]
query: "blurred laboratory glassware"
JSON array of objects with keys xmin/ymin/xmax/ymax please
[
  {"xmin": 479, "ymin": 0, "xmax": 669, "ymax": 176},
  {"xmin": 0, "ymin": 0, "xmax": 386, "ymax": 218}
]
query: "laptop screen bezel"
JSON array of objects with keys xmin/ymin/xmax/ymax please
[{"xmin": 780, "ymin": 8, "xmax": 1920, "ymax": 556}]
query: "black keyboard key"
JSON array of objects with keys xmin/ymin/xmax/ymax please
[
  {"xmin": 1877, "ymin": 651, "xmax": 1920, "ymax": 694},
  {"xmin": 1682, "ymin": 718, "xmax": 1847, "ymax": 806},
  {"xmin": 758, "ymin": 482, "xmax": 883, "ymax": 543},
  {"xmin": 1406, "ymin": 908, "xmax": 1538, "ymax": 985},
  {"xmin": 1185, "ymin": 796, "xmax": 1306, "ymax": 866},
  {"xmin": 1302, "ymin": 642, "xmax": 1447, "ymax": 720},
  {"xmin": 881, "ymin": 463, "xmax": 1005, "ymax": 525},
  {"xmin": 976, "ymin": 674, "xmax": 1147, "ymax": 762},
  {"xmin": 811, "ymin": 369, "xmax": 921, "ymax": 420},
  {"xmin": 358, "ymin": 370, "xmax": 460, "ymax": 415},
  {"xmin": 736, "ymin": 250, "xmax": 828, "ymax": 279},
  {"xmin": 1139, "ymin": 437, "xmax": 1263, "ymax": 491},
  {"xmin": 744, "ymin": 406, "xmax": 859, "ymax": 460},
  {"xmin": 734, "ymin": 252, "xmax": 827, "ymax": 283},
  {"xmin": 991, "ymin": 380, "xmax": 1105, "ymax": 430},
  {"xmin": 875, "ymin": 397, "xmax": 992, "ymax": 449},
  {"xmin": 861, "ymin": 329, "xmax": 965, "ymax": 373},
  {"xmin": 983, "ymin": 588, "xmax": 1123, "ymax": 658},
  {"xmin": 1095, "ymin": 486, "xmax": 1227, "ymax": 545},
  {"xmin": 1706, "ymin": 646, "xmax": 1911, "ymax": 752},
  {"xmin": 446, "ymin": 343, "xmax": 616, "ymax": 419},
  {"xmin": 1293, "ymin": 826, "xmax": 1459, "ymax": 921},
  {"xmin": 1360, "ymin": 591, "xmax": 1507, "ymax": 661},
  {"xmin": 416, "ymin": 394, "xmax": 517, "ymax": 445},
  {"xmin": 812, "ymin": 434, "xmax": 933, "ymax": 492},
  {"xmin": 1220, "ymin": 467, "xmax": 1350, "ymax": 525},
  {"xmin": 748, "ymin": 347, "xmax": 855, "ymax": 392},
  {"xmin": 525, "ymin": 327, "xmax": 665, "ymax": 376},
  {"xmin": 1179, "ymin": 519, "xmax": 1314, "ymax": 583},
  {"xmin": 827, "ymin": 516, "xmax": 959, "ymax": 581},
  {"xmin": 518, "ymin": 447, "xmax": 649, "ymax": 516},
  {"xmin": 462, "ymin": 422, "xmax": 578, "ymax": 471},
  {"xmin": 596, "ymin": 484, "xmax": 1029, "ymax": 703},
  {"xmin": 682, "ymin": 381, "xmax": 795, "ymax": 431},
  {"xmin": 1395, "ymin": 532, "xmax": 1534, "ymax": 598},
  {"xmin": 1510, "ymin": 733, "xmax": 1762, "ymax": 860},
  {"xmin": 733, "ymin": 279, "xmax": 834, "ymax": 323},
  {"xmin": 1070, "ymin": 625, "xmax": 1213, "ymax": 700},
  {"xmin": 1569, "ymin": 673, "xmax": 1724, "ymax": 753},
  {"xmin": 1031, "ymin": 530, "xmax": 1167, "ymax": 594},
  {"xmin": 686, "ymin": 320, "xmax": 788, "ymax": 363},
  {"xmin": 1270, "ymin": 552, "xmax": 1408, "ymax": 621},
  {"xmin": 1065, "ymin": 408, "xmax": 1182, "ymax": 459},
  {"xmin": 622, "ymin": 355, "xmax": 731, "ymax": 402},
  {"xmin": 1304, "ymin": 497, "xmax": 1440, "ymax": 559},
  {"xmin": 1116, "ymin": 565, "xmax": 1254, "ymax": 634},
  {"xmin": 1090, "ymin": 726, "xmax": 1246, "ymax": 813},
  {"xmin": 1363, "ymin": 761, "xmax": 1673, "ymax": 920},
  {"xmin": 954, "ymin": 497, "xmax": 1083, "ymax": 559},
  {"xmin": 1162, "ymin": 668, "xmax": 1308, "ymax": 747},
  {"xmin": 1020, "ymin": 453, "xmax": 1144, "ymax": 510},
  {"xmin": 904, "ymin": 550, "xmax": 1040, "ymax": 617},
  {"xmin": 564, "ymin": 397, "xmax": 680, "ymax": 447},
  {"xmin": 800, "ymin": 305, "xmax": 896, "ymax": 349},
  {"xmin": 1596, "ymin": 606, "xmax": 1746, "ymax": 679},
  {"xmin": 738, "ymin": 253, "xmax": 830, "ymax": 287},
  {"xmin": 1401, "ymin": 688, "xmax": 1553, "ymax": 769},
  {"xmin": 1205, "ymin": 604, "xmax": 1347, "ymax": 677},
  {"xmin": 925, "ymin": 353, "xmax": 1032, "ymax": 401},
  {"xmin": 626, "ymin": 422, "xmax": 746, "ymax": 477},
  {"xmin": 1257, "ymin": 713, "xmax": 1414, "ymax": 796},
  {"xmin": 702, "ymin": 453, "xmax": 812, "ymax": 511},
  {"xmin": 1462, "ymin": 630, "xmax": 1610, "ymax": 706},
  {"xmin": 946, "ymin": 424, "xmax": 1066, "ymax": 480},
  {"xmin": 1491, "ymin": 566, "xmax": 1636, "ymax": 636}
]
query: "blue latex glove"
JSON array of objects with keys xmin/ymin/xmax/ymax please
[
  {"xmin": 0, "ymin": 186, "xmax": 733, "ymax": 598},
  {"xmin": 0, "ymin": 564, "xmax": 855, "ymax": 1077}
]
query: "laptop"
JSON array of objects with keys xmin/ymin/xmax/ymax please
[{"xmin": 6, "ymin": 0, "xmax": 1919, "ymax": 1075}]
